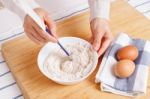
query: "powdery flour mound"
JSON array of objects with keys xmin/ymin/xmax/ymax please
[{"xmin": 44, "ymin": 42, "xmax": 97, "ymax": 81}]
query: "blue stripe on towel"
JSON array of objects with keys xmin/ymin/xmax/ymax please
[
  {"xmin": 133, "ymin": 39, "xmax": 150, "ymax": 66},
  {"xmin": 0, "ymin": 71, "xmax": 10, "ymax": 77},
  {"xmin": 0, "ymin": 82, "xmax": 16, "ymax": 91},
  {"xmin": 0, "ymin": 31, "xmax": 24, "ymax": 42},
  {"xmin": 143, "ymin": 9, "xmax": 150, "ymax": 13},
  {"xmin": 13, "ymin": 94, "xmax": 23, "ymax": 99},
  {"xmin": 135, "ymin": 1, "xmax": 150, "ymax": 7},
  {"xmin": 54, "ymin": 7, "xmax": 89, "ymax": 21},
  {"xmin": 135, "ymin": 51, "xmax": 150, "ymax": 66},
  {"xmin": 133, "ymin": 39, "xmax": 146, "ymax": 51},
  {"xmin": 0, "ymin": 61, "xmax": 5, "ymax": 63}
]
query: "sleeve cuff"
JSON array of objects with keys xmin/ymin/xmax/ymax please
[
  {"xmin": 0, "ymin": 0, "xmax": 41, "ymax": 20},
  {"xmin": 26, "ymin": 0, "xmax": 40, "ymax": 9},
  {"xmin": 88, "ymin": 0, "xmax": 110, "ymax": 21}
]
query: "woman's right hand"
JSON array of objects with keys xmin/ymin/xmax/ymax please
[{"xmin": 23, "ymin": 8, "xmax": 57, "ymax": 44}]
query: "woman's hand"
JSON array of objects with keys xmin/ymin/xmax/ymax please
[
  {"xmin": 90, "ymin": 18, "xmax": 113, "ymax": 57},
  {"xmin": 23, "ymin": 8, "xmax": 57, "ymax": 44}
]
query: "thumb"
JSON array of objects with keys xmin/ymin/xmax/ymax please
[{"xmin": 92, "ymin": 34, "xmax": 102, "ymax": 51}]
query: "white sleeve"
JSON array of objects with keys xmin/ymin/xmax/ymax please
[
  {"xmin": 88, "ymin": 0, "xmax": 110, "ymax": 21},
  {"xmin": 0, "ymin": 0, "xmax": 40, "ymax": 20}
]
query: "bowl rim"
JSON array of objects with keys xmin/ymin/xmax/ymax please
[{"xmin": 37, "ymin": 37, "xmax": 98, "ymax": 84}]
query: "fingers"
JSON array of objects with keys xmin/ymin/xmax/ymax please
[
  {"xmin": 98, "ymin": 30, "xmax": 113, "ymax": 56},
  {"xmin": 90, "ymin": 36, "xmax": 94, "ymax": 44},
  {"xmin": 25, "ymin": 26, "xmax": 46, "ymax": 44},
  {"xmin": 31, "ymin": 20, "xmax": 57, "ymax": 42},
  {"xmin": 92, "ymin": 32, "xmax": 103, "ymax": 51},
  {"xmin": 24, "ymin": 15, "xmax": 57, "ymax": 44},
  {"xmin": 91, "ymin": 29, "xmax": 112, "ymax": 57},
  {"xmin": 44, "ymin": 15, "xmax": 57, "ymax": 38},
  {"xmin": 25, "ymin": 30, "xmax": 43, "ymax": 45},
  {"xmin": 98, "ymin": 37, "xmax": 111, "ymax": 56},
  {"xmin": 92, "ymin": 36, "xmax": 101, "ymax": 51}
]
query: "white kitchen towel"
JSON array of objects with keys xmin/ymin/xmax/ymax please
[{"xmin": 96, "ymin": 33, "xmax": 150, "ymax": 97}]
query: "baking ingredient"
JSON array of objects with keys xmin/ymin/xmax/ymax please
[
  {"xmin": 114, "ymin": 59, "xmax": 135, "ymax": 78},
  {"xmin": 117, "ymin": 45, "xmax": 139, "ymax": 61},
  {"xmin": 44, "ymin": 42, "xmax": 98, "ymax": 81}
]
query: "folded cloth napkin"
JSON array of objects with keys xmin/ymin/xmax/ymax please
[{"xmin": 96, "ymin": 33, "xmax": 150, "ymax": 97}]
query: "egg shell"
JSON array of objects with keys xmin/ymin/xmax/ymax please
[
  {"xmin": 114, "ymin": 59, "xmax": 135, "ymax": 78},
  {"xmin": 117, "ymin": 45, "xmax": 139, "ymax": 61}
]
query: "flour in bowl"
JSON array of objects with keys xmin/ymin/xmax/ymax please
[{"xmin": 44, "ymin": 42, "xmax": 98, "ymax": 81}]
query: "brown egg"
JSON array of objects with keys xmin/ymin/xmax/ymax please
[
  {"xmin": 117, "ymin": 45, "xmax": 138, "ymax": 61},
  {"xmin": 114, "ymin": 59, "xmax": 135, "ymax": 78}
]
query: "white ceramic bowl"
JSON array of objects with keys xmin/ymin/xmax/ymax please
[{"xmin": 37, "ymin": 37, "xmax": 98, "ymax": 85}]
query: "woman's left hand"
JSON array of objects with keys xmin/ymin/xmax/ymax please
[{"xmin": 90, "ymin": 18, "xmax": 113, "ymax": 57}]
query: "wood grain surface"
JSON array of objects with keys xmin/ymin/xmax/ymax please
[{"xmin": 2, "ymin": 1, "xmax": 150, "ymax": 99}]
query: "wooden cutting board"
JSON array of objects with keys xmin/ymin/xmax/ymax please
[{"xmin": 2, "ymin": 1, "xmax": 150, "ymax": 99}]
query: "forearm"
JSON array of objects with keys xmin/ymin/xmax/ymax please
[
  {"xmin": 0, "ymin": 0, "xmax": 40, "ymax": 20},
  {"xmin": 88, "ymin": 0, "xmax": 110, "ymax": 21}
]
